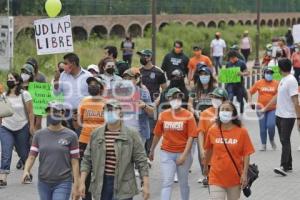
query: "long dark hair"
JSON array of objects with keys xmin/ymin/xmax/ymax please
[
  {"xmin": 216, "ymin": 101, "xmax": 242, "ymax": 127},
  {"xmin": 193, "ymin": 71, "xmax": 216, "ymax": 98},
  {"xmin": 7, "ymin": 72, "xmax": 23, "ymax": 96}
]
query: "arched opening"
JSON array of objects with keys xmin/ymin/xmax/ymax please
[
  {"xmin": 253, "ymin": 20, "xmax": 257, "ymax": 25},
  {"xmin": 267, "ymin": 19, "xmax": 273, "ymax": 27},
  {"xmin": 238, "ymin": 20, "xmax": 244, "ymax": 26},
  {"xmin": 274, "ymin": 19, "xmax": 279, "ymax": 27},
  {"xmin": 218, "ymin": 20, "xmax": 226, "ymax": 28},
  {"xmin": 197, "ymin": 21, "xmax": 206, "ymax": 27},
  {"xmin": 260, "ymin": 19, "xmax": 266, "ymax": 26},
  {"xmin": 280, "ymin": 19, "xmax": 285, "ymax": 26},
  {"xmin": 207, "ymin": 21, "xmax": 217, "ymax": 28},
  {"xmin": 90, "ymin": 25, "xmax": 108, "ymax": 39},
  {"xmin": 298, "ymin": 18, "xmax": 300, "ymax": 24},
  {"xmin": 159, "ymin": 22, "xmax": 169, "ymax": 31},
  {"xmin": 292, "ymin": 18, "xmax": 296, "ymax": 25},
  {"xmin": 286, "ymin": 18, "xmax": 291, "ymax": 27},
  {"xmin": 228, "ymin": 20, "xmax": 235, "ymax": 26},
  {"xmin": 143, "ymin": 23, "xmax": 152, "ymax": 37},
  {"xmin": 72, "ymin": 26, "xmax": 88, "ymax": 41},
  {"xmin": 17, "ymin": 27, "xmax": 35, "ymax": 39},
  {"xmin": 174, "ymin": 21, "xmax": 182, "ymax": 25},
  {"xmin": 186, "ymin": 21, "xmax": 195, "ymax": 26},
  {"xmin": 110, "ymin": 24, "xmax": 126, "ymax": 38},
  {"xmin": 128, "ymin": 23, "xmax": 142, "ymax": 37},
  {"xmin": 245, "ymin": 20, "xmax": 252, "ymax": 26}
]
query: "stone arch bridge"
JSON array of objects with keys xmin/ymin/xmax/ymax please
[{"xmin": 15, "ymin": 13, "xmax": 300, "ymax": 40}]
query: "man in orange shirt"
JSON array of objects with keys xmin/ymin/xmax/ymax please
[
  {"xmin": 0, "ymin": 83, "xmax": 4, "ymax": 94},
  {"xmin": 187, "ymin": 46, "xmax": 213, "ymax": 85},
  {"xmin": 149, "ymin": 87, "xmax": 197, "ymax": 200},
  {"xmin": 249, "ymin": 67, "xmax": 279, "ymax": 151},
  {"xmin": 197, "ymin": 87, "xmax": 228, "ymax": 185}
]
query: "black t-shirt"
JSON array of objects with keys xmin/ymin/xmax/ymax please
[
  {"xmin": 161, "ymin": 51, "xmax": 189, "ymax": 79},
  {"xmin": 140, "ymin": 66, "xmax": 167, "ymax": 101}
]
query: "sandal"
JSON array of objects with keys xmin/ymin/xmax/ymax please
[{"xmin": 0, "ymin": 180, "xmax": 7, "ymax": 187}]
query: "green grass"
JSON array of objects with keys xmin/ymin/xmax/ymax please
[{"xmin": 0, "ymin": 24, "xmax": 288, "ymax": 85}]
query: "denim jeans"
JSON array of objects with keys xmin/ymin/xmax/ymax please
[
  {"xmin": 213, "ymin": 56, "xmax": 223, "ymax": 75},
  {"xmin": 160, "ymin": 150, "xmax": 192, "ymax": 200},
  {"xmin": 293, "ymin": 68, "xmax": 300, "ymax": 85},
  {"xmin": 0, "ymin": 124, "xmax": 30, "ymax": 174},
  {"xmin": 226, "ymin": 84, "xmax": 245, "ymax": 114},
  {"xmin": 257, "ymin": 110, "xmax": 276, "ymax": 145},
  {"xmin": 101, "ymin": 175, "xmax": 133, "ymax": 200},
  {"xmin": 38, "ymin": 180, "xmax": 72, "ymax": 200},
  {"xmin": 276, "ymin": 116, "xmax": 295, "ymax": 170}
]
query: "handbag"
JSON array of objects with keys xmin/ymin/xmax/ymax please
[
  {"xmin": 0, "ymin": 94, "xmax": 14, "ymax": 118},
  {"xmin": 219, "ymin": 126, "xmax": 259, "ymax": 198}
]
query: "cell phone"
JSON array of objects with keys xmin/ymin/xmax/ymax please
[{"xmin": 251, "ymin": 104, "xmax": 256, "ymax": 110}]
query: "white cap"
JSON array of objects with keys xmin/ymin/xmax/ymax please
[{"xmin": 87, "ymin": 64, "xmax": 99, "ymax": 73}]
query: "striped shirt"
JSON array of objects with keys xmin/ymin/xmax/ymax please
[{"xmin": 104, "ymin": 130, "xmax": 120, "ymax": 176}]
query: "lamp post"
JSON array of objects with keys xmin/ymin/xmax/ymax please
[
  {"xmin": 151, "ymin": 0, "xmax": 157, "ymax": 65},
  {"xmin": 254, "ymin": 0, "xmax": 261, "ymax": 69}
]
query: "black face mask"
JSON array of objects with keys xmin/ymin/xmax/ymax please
[
  {"xmin": 215, "ymin": 36, "xmax": 220, "ymax": 39},
  {"xmin": 59, "ymin": 68, "xmax": 64, "ymax": 73},
  {"xmin": 7, "ymin": 80, "xmax": 15, "ymax": 89},
  {"xmin": 140, "ymin": 57, "xmax": 148, "ymax": 65},
  {"xmin": 105, "ymin": 68, "xmax": 115, "ymax": 75},
  {"xmin": 88, "ymin": 85, "xmax": 101, "ymax": 96},
  {"xmin": 47, "ymin": 114, "xmax": 62, "ymax": 126},
  {"xmin": 171, "ymin": 79, "xmax": 184, "ymax": 87}
]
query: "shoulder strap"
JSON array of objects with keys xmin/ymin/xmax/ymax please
[
  {"xmin": 219, "ymin": 126, "xmax": 241, "ymax": 177},
  {"xmin": 21, "ymin": 90, "xmax": 29, "ymax": 121}
]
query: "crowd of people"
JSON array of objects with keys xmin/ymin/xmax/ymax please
[{"xmin": 0, "ymin": 29, "xmax": 300, "ymax": 200}]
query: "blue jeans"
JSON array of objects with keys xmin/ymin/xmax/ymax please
[
  {"xmin": 0, "ymin": 124, "xmax": 30, "ymax": 174},
  {"xmin": 160, "ymin": 150, "xmax": 192, "ymax": 200},
  {"xmin": 226, "ymin": 84, "xmax": 245, "ymax": 114},
  {"xmin": 257, "ymin": 110, "xmax": 276, "ymax": 145},
  {"xmin": 101, "ymin": 175, "xmax": 133, "ymax": 200},
  {"xmin": 38, "ymin": 180, "xmax": 72, "ymax": 200},
  {"xmin": 213, "ymin": 56, "xmax": 223, "ymax": 74}
]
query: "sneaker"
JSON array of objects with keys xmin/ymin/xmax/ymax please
[
  {"xmin": 202, "ymin": 178, "xmax": 209, "ymax": 187},
  {"xmin": 259, "ymin": 144, "xmax": 266, "ymax": 151},
  {"xmin": 135, "ymin": 169, "xmax": 140, "ymax": 177},
  {"xmin": 147, "ymin": 158, "xmax": 152, "ymax": 169},
  {"xmin": 16, "ymin": 159, "xmax": 24, "ymax": 170},
  {"xmin": 23, "ymin": 174, "xmax": 33, "ymax": 184},
  {"xmin": 297, "ymin": 146, "xmax": 300, "ymax": 151},
  {"xmin": 0, "ymin": 180, "xmax": 7, "ymax": 187},
  {"xmin": 174, "ymin": 173, "xmax": 178, "ymax": 183},
  {"xmin": 274, "ymin": 167, "xmax": 287, "ymax": 176},
  {"xmin": 270, "ymin": 141, "xmax": 277, "ymax": 150},
  {"xmin": 197, "ymin": 177, "xmax": 204, "ymax": 183}
]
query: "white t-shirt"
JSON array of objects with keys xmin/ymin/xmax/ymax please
[
  {"xmin": 241, "ymin": 37, "xmax": 251, "ymax": 49},
  {"xmin": 2, "ymin": 90, "xmax": 32, "ymax": 131},
  {"xmin": 276, "ymin": 74, "xmax": 298, "ymax": 118},
  {"xmin": 210, "ymin": 39, "xmax": 226, "ymax": 57}
]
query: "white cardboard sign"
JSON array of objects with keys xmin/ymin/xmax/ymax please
[{"xmin": 34, "ymin": 15, "xmax": 73, "ymax": 55}]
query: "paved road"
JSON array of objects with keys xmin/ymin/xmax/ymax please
[{"xmin": 1, "ymin": 104, "xmax": 300, "ymax": 200}]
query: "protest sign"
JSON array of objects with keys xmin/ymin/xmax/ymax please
[
  {"xmin": 0, "ymin": 17, "xmax": 13, "ymax": 71},
  {"xmin": 28, "ymin": 82, "xmax": 64, "ymax": 115},
  {"xmin": 34, "ymin": 15, "xmax": 73, "ymax": 55},
  {"xmin": 219, "ymin": 67, "xmax": 241, "ymax": 83},
  {"xmin": 104, "ymin": 80, "xmax": 140, "ymax": 114},
  {"xmin": 293, "ymin": 24, "xmax": 300, "ymax": 43},
  {"xmin": 271, "ymin": 66, "xmax": 282, "ymax": 81}
]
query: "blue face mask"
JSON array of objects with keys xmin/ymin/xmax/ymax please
[
  {"xmin": 265, "ymin": 74, "xmax": 273, "ymax": 81},
  {"xmin": 199, "ymin": 75, "xmax": 210, "ymax": 84},
  {"xmin": 104, "ymin": 111, "xmax": 119, "ymax": 124}
]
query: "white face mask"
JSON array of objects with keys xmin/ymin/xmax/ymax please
[
  {"xmin": 219, "ymin": 111, "xmax": 233, "ymax": 124},
  {"xmin": 169, "ymin": 99, "xmax": 182, "ymax": 110},
  {"xmin": 211, "ymin": 98, "xmax": 222, "ymax": 108},
  {"xmin": 21, "ymin": 73, "xmax": 31, "ymax": 82}
]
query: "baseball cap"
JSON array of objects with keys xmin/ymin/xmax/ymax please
[
  {"xmin": 45, "ymin": 101, "xmax": 65, "ymax": 112},
  {"xmin": 230, "ymin": 44, "xmax": 239, "ymax": 51},
  {"xmin": 193, "ymin": 45, "xmax": 202, "ymax": 51},
  {"xmin": 264, "ymin": 67, "xmax": 274, "ymax": 74},
  {"xmin": 105, "ymin": 99, "xmax": 122, "ymax": 109},
  {"xmin": 137, "ymin": 49, "xmax": 153, "ymax": 57},
  {"xmin": 123, "ymin": 68, "xmax": 140, "ymax": 77},
  {"xmin": 86, "ymin": 76, "xmax": 104, "ymax": 87},
  {"xmin": 87, "ymin": 64, "xmax": 100, "ymax": 74},
  {"xmin": 21, "ymin": 64, "xmax": 35, "ymax": 76},
  {"xmin": 196, "ymin": 62, "xmax": 211, "ymax": 74},
  {"xmin": 166, "ymin": 87, "xmax": 182, "ymax": 98},
  {"xmin": 210, "ymin": 88, "xmax": 228, "ymax": 100}
]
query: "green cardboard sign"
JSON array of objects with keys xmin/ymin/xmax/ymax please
[
  {"xmin": 219, "ymin": 67, "xmax": 241, "ymax": 83},
  {"xmin": 270, "ymin": 66, "xmax": 282, "ymax": 81},
  {"xmin": 28, "ymin": 82, "xmax": 64, "ymax": 116}
]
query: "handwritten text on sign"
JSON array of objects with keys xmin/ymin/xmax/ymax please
[
  {"xmin": 34, "ymin": 15, "xmax": 73, "ymax": 55},
  {"xmin": 219, "ymin": 67, "xmax": 241, "ymax": 83}
]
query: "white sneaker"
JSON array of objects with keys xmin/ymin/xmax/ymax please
[
  {"xmin": 297, "ymin": 146, "xmax": 300, "ymax": 151},
  {"xmin": 135, "ymin": 169, "xmax": 140, "ymax": 177},
  {"xmin": 197, "ymin": 177, "xmax": 204, "ymax": 183},
  {"xmin": 274, "ymin": 167, "xmax": 287, "ymax": 176},
  {"xmin": 270, "ymin": 141, "xmax": 277, "ymax": 150},
  {"xmin": 259, "ymin": 144, "xmax": 266, "ymax": 151},
  {"xmin": 174, "ymin": 173, "xmax": 178, "ymax": 183}
]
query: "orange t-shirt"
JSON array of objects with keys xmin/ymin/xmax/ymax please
[
  {"xmin": 0, "ymin": 83, "xmax": 4, "ymax": 94},
  {"xmin": 197, "ymin": 107, "xmax": 217, "ymax": 145},
  {"xmin": 188, "ymin": 55, "xmax": 213, "ymax": 81},
  {"xmin": 249, "ymin": 79, "xmax": 279, "ymax": 110},
  {"xmin": 205, "ymin": 125, "xmax": 255, "ymax": 188},
  {"xmin": 78, "ymin": 97, "xmax": 105, "ymax": 144},
  {"xmin": 154, "ymin": 108, "xmax": 198, "ymax": 153}
]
